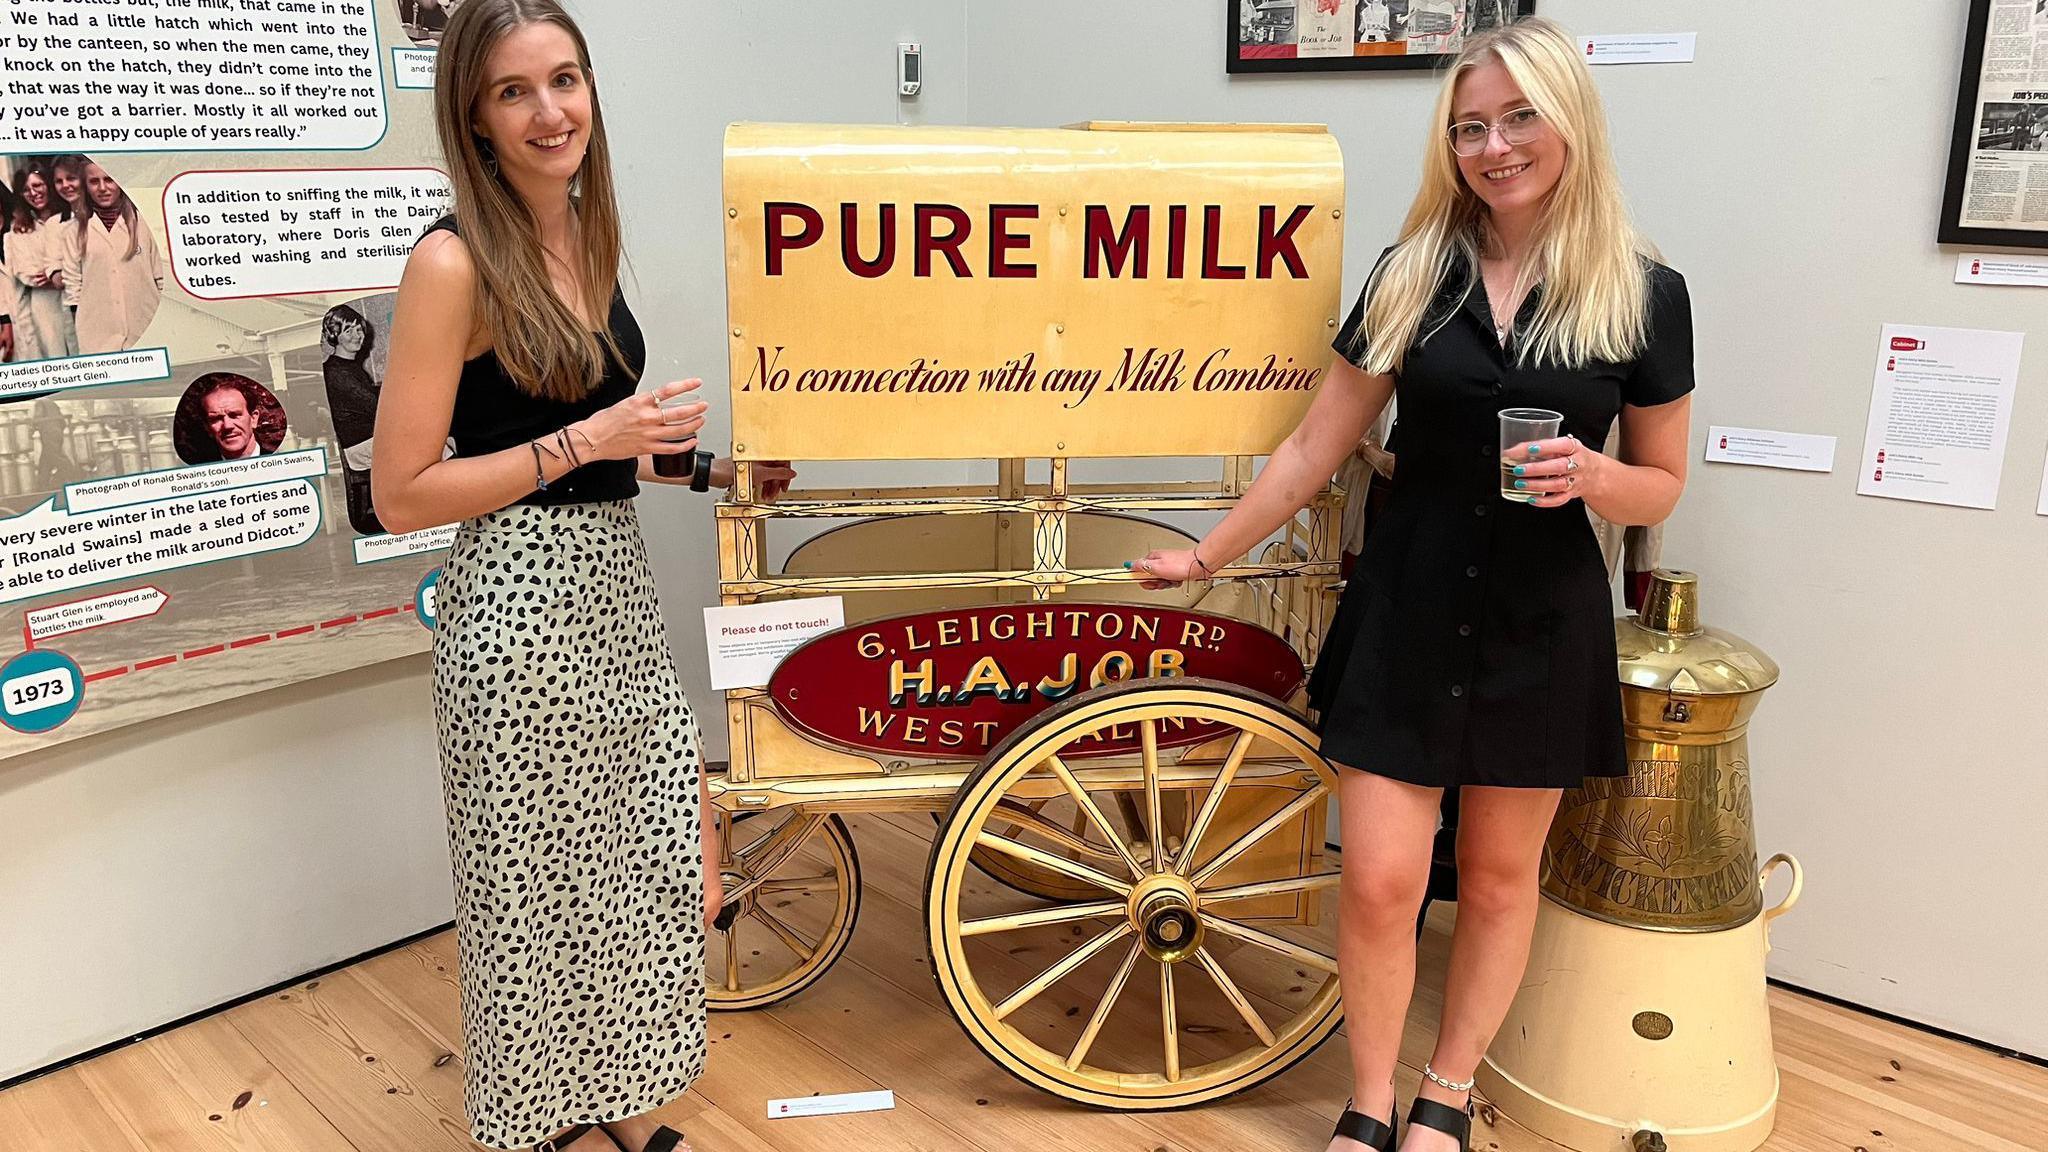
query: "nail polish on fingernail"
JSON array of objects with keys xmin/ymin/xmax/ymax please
[
  {"xmin": 1512, "ymin": 465, "xmax": 1525, "ymax": 476},
  {"xmin": 1514, "ymin": 480, "xmax": 1528, "ymax": 489},
  {"xmin": 1122, "ymin": 561, "xmax": 1133, "ymax": 569},
  {"xmin": 1528, "ymin": 445, "xmax": 1541, "ymax": 456}
]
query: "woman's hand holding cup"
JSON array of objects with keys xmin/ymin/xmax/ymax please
[{"xmin": 574, "ymin": 378, "xmax": 707, "ymax": 462}]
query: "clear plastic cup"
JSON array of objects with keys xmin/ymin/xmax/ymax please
[{"xmin": 1499, "ymin": 408, "xmax": 1562, "ymax": 503}]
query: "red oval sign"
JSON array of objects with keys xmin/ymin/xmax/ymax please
[{"xmin": 767, "ymin": 603, "xmax": 1305, "ymax": 761}]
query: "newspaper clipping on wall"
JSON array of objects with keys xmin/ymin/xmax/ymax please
[
  {"xmin": 1231, "ymin": 0, "xmax": 1534, "ymax": 72},
  {"xmin": 1943, "ymin": 0, "xmax": 2048, "ymax": 246}
]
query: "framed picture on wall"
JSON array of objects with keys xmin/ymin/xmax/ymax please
[
  {"xmin": 1227, "ymin": 0, "xmax": 1535, "ymax": 74},
  {"xmin": 1938, "ymin": 0, "xmax": 2048, "ymax": 249}
]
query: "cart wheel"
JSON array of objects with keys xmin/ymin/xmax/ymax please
[
  {"xmin": 709, "ymin": 807, "xmax": 861, "ymax": 1011},
  {"xmin": 942, "ymin": 796, "xmax": 1158, "ymax": 904},
  {"xmin": 925, "ymin": 678, "xmax": 1343, "ymax": 1108}
]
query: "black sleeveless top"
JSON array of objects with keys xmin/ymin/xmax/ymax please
[{"xmin": 424, "ymin": 217, "xmax": 644, "ymax": 505}]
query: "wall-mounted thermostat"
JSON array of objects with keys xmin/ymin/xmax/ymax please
[{"xmin": 898, "ymin": 42, "xmax": 922, "ymax": 97}]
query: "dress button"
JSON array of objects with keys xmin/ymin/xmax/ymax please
[
  {"xmin": 1466, "ymin": 565, "xmax": 1479, "ymax": 578},
  {"xmin": 1473, "ymin": 504, "xmax": 1489, "ymax": 518},
  {"xmin": 1479, "ymin": 443, "xmax": 1493, "ymax": 458},
  {"xmin": 1458, "ymin": 624, "xmax": 1473, "ymax": 637},
  {"xmin": 1450, "ymin": 685, "xmax": 1466, "ymax": 698}
]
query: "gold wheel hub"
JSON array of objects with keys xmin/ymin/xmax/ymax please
[{"xmin": 1129, "ymin": 873, "xmax": 1203, "ymax": 963}]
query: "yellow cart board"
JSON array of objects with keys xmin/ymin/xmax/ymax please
[{"xmin": 707, "ymin": 121, "xmax": 1349, "ymax": 1108}]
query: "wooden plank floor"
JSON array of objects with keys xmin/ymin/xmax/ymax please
[{"xmin": 7, "ymin": 810, "xmax": 2044, "ymax": 1151}]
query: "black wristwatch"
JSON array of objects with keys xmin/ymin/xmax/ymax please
[{"xmin": 689, "ymin": 449, "xmax": 715, "ymax": 492}]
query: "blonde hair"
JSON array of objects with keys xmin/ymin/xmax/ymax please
[
  {"xmin": 434, "ymin": 0, "xmax": 631, "ymax": 402},
  {"xmin": 1354, "ymin": 16, "xmax": 1650, "ymax": 374}
]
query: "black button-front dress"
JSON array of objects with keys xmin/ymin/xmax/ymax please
[{"xmin": 1308, "ymin": 251, "xmax": 1695, "ymax": 789}]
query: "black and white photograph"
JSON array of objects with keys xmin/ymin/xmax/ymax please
[
  {"xmin": 397, "ymin": 0, "xmax": 455, "ymax": 46},
  {"xmin": 1975, "ymin": 102, "xmax": 2048, "ymax": 152},
  {"xmin": 320, "ymin": 294, "xmax": 395, "ymax": 535},
  {"xmin": 1237, "ymin": 0, "xmax": 1297, "ymax": 51},
  {"xmin": 1356, "ymin": 0, "xmax": 1393, "ymax": 43}
]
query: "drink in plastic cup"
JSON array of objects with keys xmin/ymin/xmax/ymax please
[{"xmin": 1499, "ymin": 408, "xmax": 1562, "ymax": 502}]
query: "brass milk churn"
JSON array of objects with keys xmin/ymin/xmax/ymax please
[{"xmin": 1478, "ymin": 570, "xmax": 1803, "ymax": 1152}]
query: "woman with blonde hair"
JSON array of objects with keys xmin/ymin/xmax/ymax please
[
  {"xmin": 1130, "ymin": 17, "xmax": 1694, "ymax": 1152},
  {"xmin": 373, "ymin": 1, "xmax": 787, "ymax": 1148}
]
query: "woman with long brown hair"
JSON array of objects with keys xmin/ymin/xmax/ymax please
[
  {"xmin": 63, "ymin": 160, "xmax": 162, "ymax": 354},
  {"xmin": 372, "ymin": 2, "xmax": 786, "ymax": 1148}
]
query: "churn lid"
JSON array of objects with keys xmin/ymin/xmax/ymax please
[{"xmin": 1615, "ymin": 570, "xmax": 1780, "ymax": 697}]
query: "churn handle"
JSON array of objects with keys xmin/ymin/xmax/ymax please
[{"xmin": 1760, "ymin": 852, "xmax": 1803, "ymax": 924}]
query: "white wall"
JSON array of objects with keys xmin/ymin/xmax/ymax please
[
  {"xmin": 5, "ymin": 0, "xmax": 2041, "ymax": 1082},
  {"xmin": 0, "ymin": 657, "xmax": 450, "ymax": 1077}
]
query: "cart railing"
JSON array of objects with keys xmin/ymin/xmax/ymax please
[{"xmin": 718, "ymin": 458, "xmax": 1343, "ymax": 607}]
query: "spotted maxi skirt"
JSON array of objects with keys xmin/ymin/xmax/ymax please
[{"xmin": 431, "ymin": 500, "xmax": 708, "ymax": 1149}]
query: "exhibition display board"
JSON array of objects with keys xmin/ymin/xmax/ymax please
[{"xmin": 0, "ymin": 0, "xmax": 452, "ymax": 755}]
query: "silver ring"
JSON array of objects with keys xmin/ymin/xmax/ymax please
[
  {"xmin": 1566, "ymin": 456, "xmax": 1579, "ymax": 472},
  {"xmin": 1567, "ymin": 474, "xmax": 1577, "ymax": 487}
]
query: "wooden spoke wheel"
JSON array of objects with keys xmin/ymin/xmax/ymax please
[
  {"xmin": 925, "ymin": 679, "xmax": 1343, "ymax": 1108},
  {"xmin": 708, "ymin": 807, "xmax": 861, "ymax": 1011},
  {"xmin": 944, "ymin": 795, "xmax": 1164, "ymax": 904}
]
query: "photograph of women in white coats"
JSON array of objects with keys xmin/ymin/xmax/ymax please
[
  {"xmin": 6, "ymin": 158, "xmax": 79, "ymax": 363},
  {"xmin": 61, "ymin": 159, "xmax": 165, "ymax": 355}
]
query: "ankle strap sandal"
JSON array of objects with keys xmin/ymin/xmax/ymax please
[
  {"xmin": 1329, "ymin": 1099, "xmax": 1398, "ymax": 1151},
  {"xmin": 635, "ymin": 1126, "xmax": 689, "ymax": 1152},
  {"xmin": 1407, "ymin": 1097, "xmax": 1474, "ymax": 1151}
]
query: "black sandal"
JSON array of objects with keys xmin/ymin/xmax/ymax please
[
  {"xmin": 536, "ymin": 1126, "xmax": 598, "ymax": 1152},
  {"xmin": 1407, "ymin": 1097, "xmax": 1474, "ymax": 1150},
  {"xmin": 1329, "ymin": 1100, "xmax": 1398, "ymax": 1151},
  {"xmin": 634, "ymin": 1126, "xmax": 690, "ymax": 1152}
]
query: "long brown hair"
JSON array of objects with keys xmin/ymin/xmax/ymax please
[
  {"xmin": 433, "ymin": 0, "xmax": 629, "ymax": 402},
  {"xmin": 74, "ymin": 161, "xmax": 144, "ymax": 261},
  {"xmin": 51, "ymin": 155, "xmax": 86, "ymax": 222}
]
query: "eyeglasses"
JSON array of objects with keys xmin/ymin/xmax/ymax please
[{"xmin": 1446, "ymin": 107, "xmax": 1545, "ymax": 157}]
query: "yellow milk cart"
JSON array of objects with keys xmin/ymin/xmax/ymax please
[{"xmin": 706, "ymin": 120, "xmax": 1350, "ymax": 1109}]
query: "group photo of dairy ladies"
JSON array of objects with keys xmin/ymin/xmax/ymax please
[{"xmin": 1, "ymin": 153, "xmax": 165, "ymax": 364}]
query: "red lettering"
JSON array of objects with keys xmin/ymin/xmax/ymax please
[
  {"xmin": 1166, "ymin": 204, "xmax": 1188, "ymax": 279},
  {"xmin": 915, "ymin": 204, "xmax": 973, "ymax": 277},
  {"xmin": 1257, "ymin": 205, "xmax": 1312, "ymax": 279},
  {"xmin": 841, "ymin": 202, "xmax": 896, "ymax": 278},
  {"xmin": 763, "ymin": 202, "xmax": 823, "ymax": 276},
  {"xmin": 988, "ymin": 204, "xmax": 1038, "ymax": 278},
  {"xmin": 1201, "ymin": 205, "xmax": 1245, "ymax": 280},
  {"xmin": 1084, "ymin": 204, "xmax": 1150, "ymax": 278}
]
